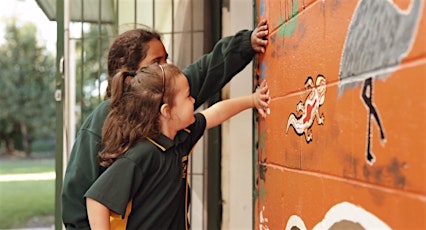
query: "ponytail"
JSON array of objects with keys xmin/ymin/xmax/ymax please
[{"xmin": 110, "ymin": 70, "xmax": 136, "ymax": 107}]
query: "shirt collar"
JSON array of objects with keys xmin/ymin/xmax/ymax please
[{"xmin": 146, "ymin": 128, "xmax": 191, "ymax": 152}]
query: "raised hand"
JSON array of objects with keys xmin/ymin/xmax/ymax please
[
  {"xmin": 253, "ymin": 80, "xmax": 271, "ymax": 118},
  {"xmin": 251, "ymin": 19, "xmax": 269, "ymax": 53}
]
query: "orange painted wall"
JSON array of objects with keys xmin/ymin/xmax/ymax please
[{"xmin": 254, "ymin": 0, "xmax": 426, "ymax": 229}]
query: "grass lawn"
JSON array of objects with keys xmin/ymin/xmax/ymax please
[{"xmin": 0, "ymin": 158, "xmax": 55, "ymax": 229}]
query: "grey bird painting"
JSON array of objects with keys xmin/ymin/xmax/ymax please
[{"xmin": 338, "ymin": 0, "xmax": 423, "ymax": 164}]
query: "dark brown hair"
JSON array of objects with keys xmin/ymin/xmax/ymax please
[
  {"xmin": 105, "ymin": 28, "xmax": 161, "ymax": 99},
  {"xmin": 99, "ymin": 64, "xmax": 181, "ymax": 167}
]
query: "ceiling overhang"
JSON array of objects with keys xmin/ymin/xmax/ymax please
[{"xmin": 35, "ymin": 0, "xmax": 115, "ymax": 24}]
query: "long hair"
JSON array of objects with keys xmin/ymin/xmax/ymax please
[
  {"xmin": 99, "ymin": 64, "xmax": 181, "ymax": 167},
  {"xmin": 105, "ymin": 27, "xmax": 161, "ymax": 99}
]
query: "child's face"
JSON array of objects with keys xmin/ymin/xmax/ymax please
[
  {"xmin": 170, "ymin": 73, "xmax": 195, "ymax": 130},
  {"xmin": 138, "ymin": 39, "xmax": 168, "ymax": 67}
]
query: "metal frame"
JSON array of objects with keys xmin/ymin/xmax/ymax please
[{"xmin": 53, "ymin": 0, "xmax": 223, "ymax": 229}]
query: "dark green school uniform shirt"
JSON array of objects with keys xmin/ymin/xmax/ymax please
[
  {"xmin": 84, "ymin": 113, "xmax": 206, "ymax": 229},
  {"xmin": 62, "ymin": 29, "xmax": 255, "ymax": 229}
]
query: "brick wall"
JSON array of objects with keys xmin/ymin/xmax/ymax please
[{"xmin": 254, "ymin": 0, "xmax": 426, "ymax": 229}]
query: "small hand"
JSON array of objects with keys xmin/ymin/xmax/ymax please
[
  {"xmin": 253, "ymin": 80, "xmax": 271, "ymax": 118},
  {"xmin": 251, "ymin": 19, "xmax": 269, "ymax": 53}
]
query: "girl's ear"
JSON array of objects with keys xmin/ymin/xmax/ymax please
[{"xmin": 160, "ymin": 104, "xmax": 170, "ymax": 118}]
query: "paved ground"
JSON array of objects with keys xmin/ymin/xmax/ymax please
[
  {"xmin": 0, "ymin": 172, "xmax": 55, "ymax": 182},
  {"xmin": 0, "ymin": 156, "xmax": 56, "ymax": 230},
  {"xmin": 0, "ymin": 172, "xmax": 55, "ymax": 230},
  {"xmin": 10, "ymin": 228, "xmax": 53, "ymax": 230}
]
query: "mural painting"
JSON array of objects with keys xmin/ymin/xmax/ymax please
[
  {"xmin": 254, "ymin": 0, "xmax": 425, "ymax": 229},
  {"xmin": 286, "ymin": 74, "xmax": 326, "ymax": 142},
  {"xmin": 338, "ymin": 0, "xmax": 422, "ymax": 164},
  {"xmin": 284, "ymin": 202, "xmax": 391, "ymax": 230}
]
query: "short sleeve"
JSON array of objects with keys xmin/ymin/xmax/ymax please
[
  {"xmin": 84, "ymin": 157, "xmax": 142, "ymax": 217},
  {"xmin": 182, "ymin": 113, "xmax": 206, "ymax": 150}
]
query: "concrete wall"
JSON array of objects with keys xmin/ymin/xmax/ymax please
[
  {"xmin": 254, "ymin": 0, "xmax": 426, "ymax": 229},
  {"xmin": 222, "ymin": 1, "xmax": 254, "ymax": 229}
]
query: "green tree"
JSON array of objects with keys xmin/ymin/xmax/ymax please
[
  {"xmin": 0, "ymin": 19, "xmax": 55, "ymax": 157},
  {"xmin": 74, "ymin": 24, "xmax": 112, "ymax": 128}
]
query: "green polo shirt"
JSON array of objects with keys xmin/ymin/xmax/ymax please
[{"xmin": 84, "ymin": 113, "xmax": 206, "ymax": 229}]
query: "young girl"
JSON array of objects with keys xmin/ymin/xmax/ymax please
[{"xmin": 85, "ymin": 63, "xmax": 270, "ymax": 229}]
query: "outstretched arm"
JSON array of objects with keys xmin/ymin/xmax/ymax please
[
  {"xmin": 201, "ymin": 80, "xmax": 270, "ymax": 130},
  {"xmin": 183, "ymin": 20, "xmax": 269, "ymax": 109}
]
